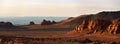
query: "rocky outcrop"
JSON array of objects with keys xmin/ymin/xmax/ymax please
[
  {"xmin": 29, "ymin": 21, "xmax": 35, "ymax": 25},
  {"xmin": 51, "ymin": 21, "xmax": 57, "ymax": 24},
  {"xmin": 107, "ymin": 20, "xmax": 120, "ymax": 34},
  {"xmin": 71, "ymin": 11, "xmax": 120, "ymax": 34},
  {"xmin": 72, "ymin": 19, "xmax": 120, "ymax": 34},
  {"xmin": 40, "ymin": 19, "xmax": 57, "ymax": 25},
  {"xmin": 0, "ymin": 22, "xmax": 13, "ymax": 27}
]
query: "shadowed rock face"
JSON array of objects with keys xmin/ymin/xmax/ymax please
[
  {"xmin": 29, "ymin": 21, "xmax": 35, "ymax": 25},
  {"xmin": 93, "ymin": 11, "xmax": 120, "ymax": 20},
  {"xmin": 71, "ymin": 11, "xmax": 120, "ymax": 34},
  {"xmin": 40, "ymin": 19, "xmax": 57, "ymax": 25},
  {"xmin": 0, "ymin": 22, "xmax": 13, "ymax": 27}
]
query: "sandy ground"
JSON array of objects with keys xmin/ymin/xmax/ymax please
[
  {"xmin": 0, "ymin": 31, "xmax": 68, "ymax": 38},
  {"xmin": 0, "ymin": 25, "xmax": 120, "ymax": 44}
]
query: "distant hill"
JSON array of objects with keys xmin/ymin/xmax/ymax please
[
  {"xmin": 60, "ymin": 11, "xmax": 120, "ymax": 25},
  {"xmin": 93, "ymin": 11, "xmax": 120, "ymax": 20},
  {"xmin": 59, "ymin": 15, "xmax": 94, "ymax": 25}
]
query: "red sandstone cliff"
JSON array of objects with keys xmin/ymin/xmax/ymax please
[{"xmin": 67, "ymin": 11, "xmax": 120, "ymax": 35}]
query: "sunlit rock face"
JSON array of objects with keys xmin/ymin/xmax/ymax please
[
  {"xmin": 71, "ymin": 11, "xmax": 120, "ymax": 35},
  {"xmin": 107, "ymin": 20, "xmax": 120, "ymax": 34},
  {"xmin": 73, "ymin": 19, "xmax": 120, "ymax": 34}
]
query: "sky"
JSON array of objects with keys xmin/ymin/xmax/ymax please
[{"xmin": 0, "ymin": 0, "xmax": 120, "ymax": 17}]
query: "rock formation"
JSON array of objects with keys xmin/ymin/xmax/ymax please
[
  {"xmin": 0, "ymin": 22, "xmax": 13, "ymax": 27},
  {"xmin": 51, "ymin": 21, "xmax": 57, "ymax": 24},
  {"xmin": 72, "ymin": 19, "xmax": 120, "ymax": 35},
  {"xmin": 65, "ymin": 11, "xmax": 120, "ymax": 35},
  {"xmin": 40, "ymin": 19, "xmax": 57, "ymax": 25},
  {"xmin": 74, "ymin": 20, "xmax": 88, "ymax": 32},
  {"xmin": 107, "ymin": 20, "xmax": 120, "ymax": 34},
  {"xmin": 29, "ymin": 21, "xmax": 35, "ymax": 25}
]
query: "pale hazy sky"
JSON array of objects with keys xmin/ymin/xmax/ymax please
[{"xmin": 0, "ymin": 0, "xmax": 120, "ymax": 17}]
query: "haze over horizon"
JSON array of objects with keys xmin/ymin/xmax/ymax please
[{"xmin": 0, "ymin": 0, "xmax": 120, "ymax": 17}]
